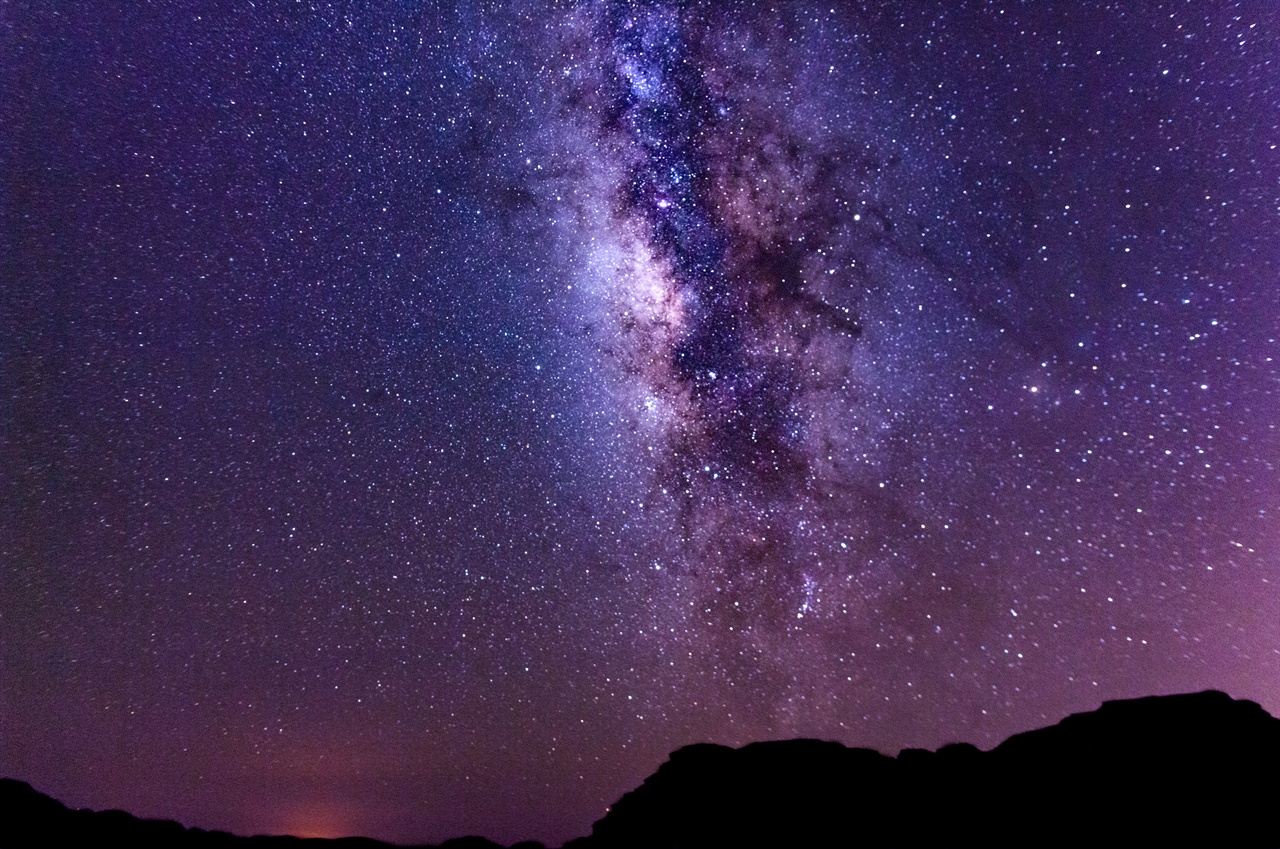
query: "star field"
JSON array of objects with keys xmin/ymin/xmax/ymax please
[{"xmin": 3, "ymin": 1, "xmax": 1278, "ymax": 845}]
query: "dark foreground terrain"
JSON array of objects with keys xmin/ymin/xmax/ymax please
[{"xmin": 3, "ymin": 690, "xmax": 1278, "ymax": 848}]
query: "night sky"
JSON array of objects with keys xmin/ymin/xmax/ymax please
[{"xmin": 3, "ymin": 1, "xmax": 1278, "ymax": 845}]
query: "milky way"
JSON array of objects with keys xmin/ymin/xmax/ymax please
[
  {"xmin": 551, "ymin": 2, "xmax": 931, "ymax": 635},
  {"xmin": 3, "ymin": 1, "xmax": 1279, "ymax": 846}
]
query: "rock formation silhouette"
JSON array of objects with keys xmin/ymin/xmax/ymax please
[
  {"xmin": 3, "ymin": 691, "xmax": 1277, "ymax": 848},
  {"xmin": 581, "ymin": 690, "xmax": 1280, "ymax": 848}
]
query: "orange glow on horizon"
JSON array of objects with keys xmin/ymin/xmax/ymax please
[{"xmin": 273, "ymin": 804, "xmax": 360, "ymax": 840}]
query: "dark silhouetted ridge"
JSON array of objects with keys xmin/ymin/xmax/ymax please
[
  {"xmin": 0, "ymin": 777, "xmax": 519, "ymax": 849},
  {"xmin": 578, "ymin": 690, "xmax": 1280, "ymax": 849},
  {"xmin": 4, "ymin": 691, "xmax": 1278, "ymax": 848}
]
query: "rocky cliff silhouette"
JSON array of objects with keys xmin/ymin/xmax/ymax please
[{"xmin": 4, "ymin": 691, "xmax": 1278, "ymax": 848}]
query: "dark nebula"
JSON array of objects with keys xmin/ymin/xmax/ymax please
[{"xmin": 3, "ymin": 1, "xmax": 1278, "ymax": 846}]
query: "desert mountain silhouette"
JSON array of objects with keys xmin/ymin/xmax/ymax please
[{"xmin": 3, "ymin": 690, "xmax": 1277, "ymax": 848}]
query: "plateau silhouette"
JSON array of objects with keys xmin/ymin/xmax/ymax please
[{"xmin": 3, "ymin": 690, "xmax": 1277, "ymax": 848}]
